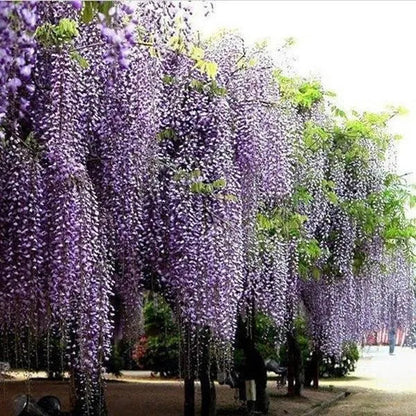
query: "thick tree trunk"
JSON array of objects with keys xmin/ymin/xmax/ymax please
[
  {"xmin": 184, "ymin": 376, "xmax": 196, "ymax": 416},
  {"xmin": 304, "ymin": 349, "xmax": 320, "ymax": 389},
  {"xmin": 199, "ymin": 328, "xmax": 216, "ymax": 416},
  {"xmin": 286, "ymin": 331, "xmax": 302, "ymax": 397},
  {"xmin": 200, "ymin": 371, "xmax": 216, "ymax": 416},
  {"xmin": 311, "ymin": 350, "xmax": 320, "ymax": 389}
]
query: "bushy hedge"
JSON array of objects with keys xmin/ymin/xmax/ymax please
[{"xmin": 319, "ymin": 342, "xmax": 360, "ymax": 378}]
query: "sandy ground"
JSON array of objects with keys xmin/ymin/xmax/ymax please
[
  {"xmin": 8, "ymin": 345, "xmax": 415, "ymax": 415},
  {"xmin": 319, "ymin": 345, "xmax": 416, "ymax": 415},
  {"xmin": 0, "ymin": 376, "xmax": 338, "ymax": 416}
]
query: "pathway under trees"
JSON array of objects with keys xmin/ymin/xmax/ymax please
[{"xmin": 320, "ymin": 345, "xmax": 416, "ymax": 415}]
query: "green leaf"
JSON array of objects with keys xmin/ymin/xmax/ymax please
[
  {"xmin": 327, "ymin": 191, "xmax": 338, "ymax": 205},
  {"xmin": 223, "ymin": 194, "xmax": 238, "ymax": 202},
  {"xmin": 210, "ymin": 80, "xmax": 227, "ymax": 97},
  {"xmin": 194, "ymin": 60, "xmax": 218, "ymax": 80},
  {"xmin": 189, "ymin": 79, "xmax": 204, "ymax": 93},
  {"xmin": 162, "ymin": 75, "xmax": 175, "ymax": 85},
  {"xmin": 205, "ymin": 61, "xmax": 218, "ymax": 80},
  {"xmin": 35, "ymin": 18, "xmax": 79, "ymax": 47},
  {"xmin": 293, "ymin": 185, "xmax": 313, "ymax": 206},
  {"xmin": 190, "ymin": 182, "xmax": 204, "ymax": 194},
  {"xmin": 157, "ymin": 128, "xmax": 176, "ymax": 141},
  {"xmin": 189, "ymin": 45, "xmax": 205, "ymax": 61},
  {"xmin": 312, "ymin": 267, "xmax": 321, "ymax": 280},
  {"xmin": 97, "ymin": 1, "xmax": 114, "ymax": 17},
  {"xmin": 173, "ymin": 169, "xmax": 187, "ymax": 182},
  {"xmin": 190, "ymin": 169, "xmax": 201, "ymax": 178},
  {"xmin": 296, "ymin": 81, "xmax": 323, "ymax": 109},
  {"xmin": 212, "ymin": 178, "xmax": 226, "ymax": 190},
  {"xmin": 70, "ymin": 50, "xmax": 89, "ymax": 69},
  {"xmin": 169, "ymin": 35, "xmax": 186, "ymax": 54},
  {"xmin": 409, "ymin": 195, "xmax": 416, "ymax": 208},
  {"xmin": 81, "ymin": 1, "xmax": 95, "ymax": 23}
]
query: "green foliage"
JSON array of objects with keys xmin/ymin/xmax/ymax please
[
  {"xmin": 157, "ymin": 128, "xmax": 177, "ymax": 142},
  {"xmin": 236, "ymin": 56, "xmax": 258, "ymax": 71},
  {"xmin": 257, "ymin": 208, "xmax": 307, "ymax": 239},
  {"xmin": 321, "ymin": 107, "xmax": 415, "ymax": 273},
  {"xmin": 188, "ymin": 78, "xmax": 227, "ymax": 97},
  {"xmin": 70, "ymin": 50, "xmax": 89, "ymax": 69},
  {"xmin": 234, "ymin": 313, "xmax": 281, "ymax": 371},
  {"xmin": 379, "ymin": 175, "xmax": 416, "ymax": 258},
  {"xmin": 168, "ymin": 34, "xmax": 187, "ymax": 55},
  {"xmin": 162, "ymin": 74, "xmax": 176, "ymax": 85},
  {"xmin": 278, "ymin": 317, "xmax": 360, "ymax": 380},
  {"xmin": 35, "ymin": 18, "xmax": 79, "ymax": 47},
  {"xmin": 193, "ymin": 59, "xmax": 218, "ymax": 80},
  {"xmin": 171, "ymin": 167, "xmax": 234, "ymax": 201},
  {"xmin": 303, "ymin": 121, "xmax": 330, "ymax": 153},
  {"xmin": 282, "ymin": 37, "xmax": 296, "ymax": 48},
  {"xmin": 190, "ymin": 177, "xmax": 227, "ymax": 195},
  {"xmin": 173, "ymin": 168, "xmax": 201, "ymax": 182},
  {"xmin": 331, "ymin": 108, "xmax": 403, "ymax": 164},
  {"xmin": 135, "ymin": 294, "xmax": 180, "ymax": 377},
  {"xmin": 293, "ymin": 185, "xmax": 313, "ymax": 208},
  {"xmin": 319, "ymin": 342, "xmax": 359, "ymax": 378},
  {"xmin": 342, "ymin": 172, "xmax": 416, "ymax": 263},
  {"xmin": 331, "ymin": 105, "xmax": 347, "ymax": 119},
  {"xmin": 273, "ymin": 71, "xmax": 297, "ymax": 102},
  {"xmin": 81, "ymin": 1, "xmax": 114, "ymax": 24},
  {"xmin": 273, "ymin": 71, "xmax": 325, "ymax": 110},
  {"xmin": 295, "ymin": 81, "xmax": 323, "ymax": 110},
  {"xmin": 298, "ymin": 239, "xmax": 323, "ymax": 280},
  {"xmin": 168, "ymin": 41, "xmax": 219, "ymax": 80},
  {"xmin": 279, "ymin": 315, "xmax": 311, "ymax": 367},
  {"xmin": 253, "ymin": 313, "xmax": 281, "ymax": 360},
  {"xmin": 323, "ymin": 179, "xmax": 338, "ymax": 205}
]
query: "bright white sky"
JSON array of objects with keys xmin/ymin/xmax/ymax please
[{"xmin": 193, "ymin": 0, "xmax": 416, "ymax": 183}]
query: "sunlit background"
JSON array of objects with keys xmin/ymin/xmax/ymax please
[{"xmin": 193, "ymin": 0, "xmax": 416, "ymax": 184}]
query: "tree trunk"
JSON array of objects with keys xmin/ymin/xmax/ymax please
[
  {"xmin": 311, "ymin": 350, "xmax": 320, "ymax": 389},
  {"xmin": 286, "ymin": 331, "xmax": 302, "ymax": 397},
  {"xmin": 200, "ymin": 371, "xmax": 216, "ymax": 416},
  {"xmin": 199, "ymin": 329, "xmax": 216, "ymax": 416},
  {"xmin": 184, "ymin": 376, "xmax": 196, "ymax": 416}
]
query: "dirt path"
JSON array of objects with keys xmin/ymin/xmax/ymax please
[
  {"xmin": 319, "ymin": 345, "xmax": 416, "ymax": 415},
  {"xmin": 4, "ymin": 345, "xmax": 411, "ymax": 415},
  {"xmin": 0, "ymin": 377, "xmax": 337, "ymax": 416}
]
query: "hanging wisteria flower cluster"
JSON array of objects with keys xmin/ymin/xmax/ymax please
[
  {"xmin": 299, "ymin": 109, "xmax": 415, "ymax": 356},
  {"xmin": 0, "ymin": 1, "xmax": 37, "ymax": 125},
  {"xmin": 0, "ymin": 1, "xmax": 194, "ymax": 414}
]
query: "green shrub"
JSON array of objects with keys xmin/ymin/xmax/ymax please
[
  {"xmin": 133, "ymin": 293, "xmax": 180, "ymax": 377},
  {"xmin": 319, "ymin": 342, "xmax": 359, "ymax": 378}
]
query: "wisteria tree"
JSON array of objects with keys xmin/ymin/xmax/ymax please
[{"xmin": 0, "ymin": 1, "xmax": 192, "ymax": 414}]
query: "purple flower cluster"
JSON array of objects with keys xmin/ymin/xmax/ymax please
[
  {"xmin": 149, "ymin": 49, "xmax": 245, "ymax": 342},
  {"xmin": 298, "ymin": 112, "xmax": 414, "ymax": 356},
  {"xmin": 0, "ymin": 1, "xmax": 175, "ymax": 412},
  {"xmin": 0, "ymin": 1, "xmax": 37, "ymax": 125},
  {"xmin": 97, "ymin": 4, "xmax": 136, "ymax": 69},
  {"xmin": 206, "ymin": 33, "xmax": 294, "ymax": 329}
]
